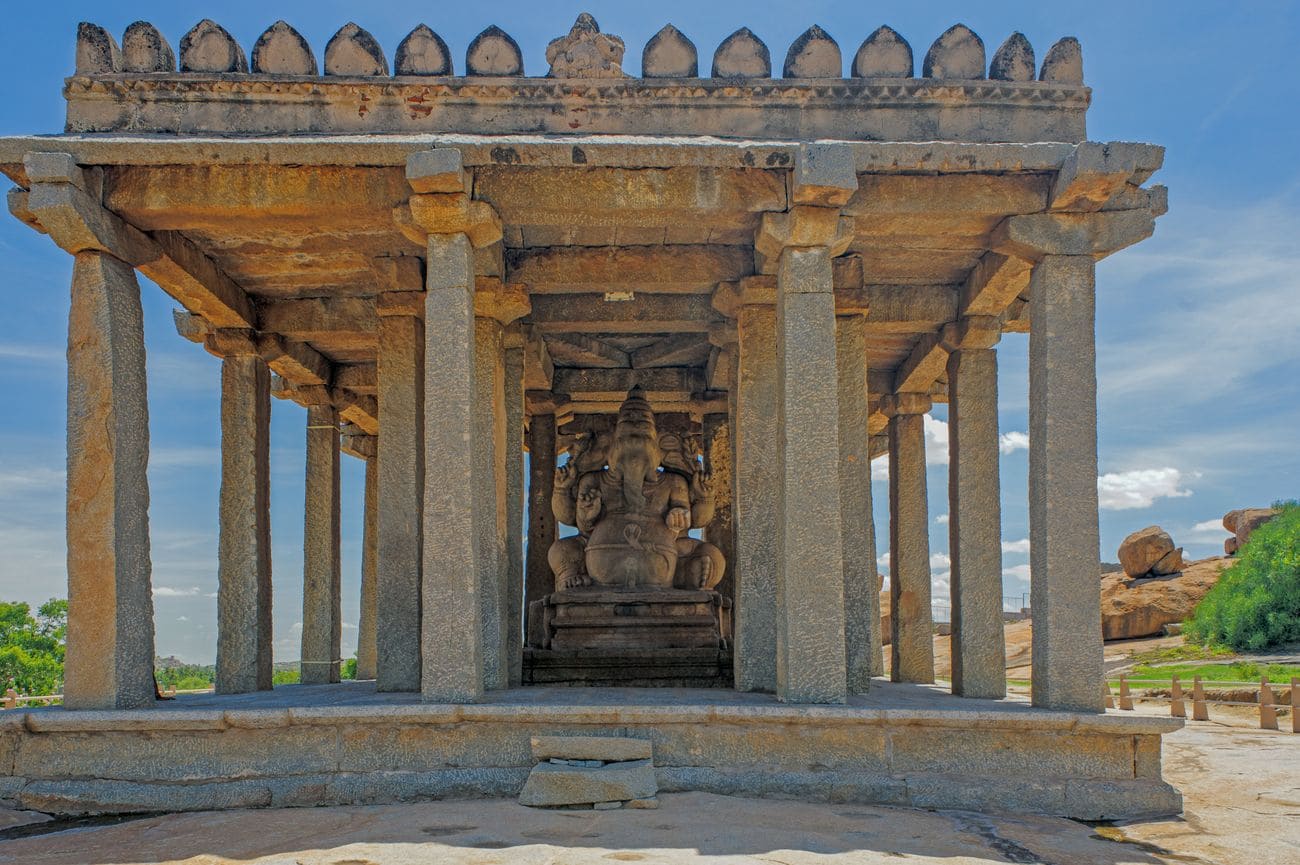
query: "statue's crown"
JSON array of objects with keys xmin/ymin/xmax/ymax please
[{"xmin": 618, "ymin": 385, "xmax": 654, "ymax": 420}]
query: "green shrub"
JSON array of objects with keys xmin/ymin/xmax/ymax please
[{"xmin": 1186, "ymin": 502, "xmax": 1300, "ymax": 651}]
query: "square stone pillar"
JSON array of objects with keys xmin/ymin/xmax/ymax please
[
  {"xmin": 301, "ymin": 404, "xmax": 341, "ymax": 685},
  {"xmin": 473, "ymin": 316, "xmax": 509, "ymax": 691},
  {"xmin": 733, "ymin": 304, "xmax": 778, "ymax": 693},
  {"xmin": 836, "ymin": 313, "xmax": 882, "ymax": 691},
  {"xmin": 947, "ymin": 334, "xmax": 1006, "ymax": 699},
  {"xmin": 524, "ymin": 412, "xmax": 557, "ymax": 635},
  {"xmin": 356, "ymin": 455, "xmax": 378, "ymax": 681},
  {"xmin": 1029, "ymin": 255, "xmax": 1104, "ymax": 712},
  {"xmin": 63, "ymin": 251, "xmax": 155, "ymax": 710},
  {"xmin": 504, "ymin": 341, "xmax": 525, "ymax": 687},
  {"xmin": 421, "ymin": 232, "xmax": 486, "ymax": 703},
  {"xmin": 885, "ymin": 393, "xmax": 935, "ymax": 684},
  {"xmin": 215, "ymin": 348, "xmax": 273, "ymax": 694},
  {"xmin": 775, "ymin": 246, "xmax": 847, "ymax": 704},
  {"xmin": 376, "ymin": 308, "xmax": 424, "ymax": 692},
  {"xmin": 702, "ymin": 413, "xmax": 735, "ymax": 604}
]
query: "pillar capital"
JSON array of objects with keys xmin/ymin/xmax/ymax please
[
  {"xmin": 473, "ymin": 277, "xmax": 531, "ymax": 325},
  {"xmin": 880, "ymin": 392, "xmax": 932, "ymax": 417},
  {"xmin": 952, "ymin": 315, "xmax": 1002, "ymax": 350},
  {"xmin": 755, "ymin": 205, "xmax": 853, "ymax": 271},
  {"xmin": 394, "ymin": 193, "xmax": 502, "ymax": 249},
  {"xmin": 991, "ymin": 211, "xmax": 1154, "ymax": 262}
]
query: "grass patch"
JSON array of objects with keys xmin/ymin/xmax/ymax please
[
  {"xmin": 1118, "ymin": 661, "xmax": 1300, "ymax": 685},
  {"xmin": 1129, "ymin": 642, "xmax": 1233, "ymax": 666}
]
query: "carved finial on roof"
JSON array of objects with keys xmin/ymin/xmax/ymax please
[
  {"xmin": 1040, "ymin": 37, "xmax": 1083, "ymax": 84},
  {"xmin": 923, "ymin": 24, "xmax": 985, "ymax": 80},
  {"xmin": 325, "ymin": 23, "xmax": 388, "ymax": 76},
  {"xmin": 251, "ymin": 21, "xmax": 316, "ymax": 75},
  {"xmin": 180, "ymin": 19, "xmax": 247, "ymax": 73},
  {"xmin": 783, "ymin": 25, "xmax": 840, "ymax": 78},
  {"xmin": 76, "ymin": 23, "xmax": 121, "ymax": 75},
  {"xmin": 122, "ymin": 22, "xmax": 175, "ymax": 73},
  {"xmin": 643, "ymin": 25, "xmax": 697, "ymax": 78},
  {"xmin": 546, "ymin": 13, "xmax": 626, "ymax": 78},
  {"xmin": 990, "ymin": 33, "xmax": 1034, "ymax": 82},
  {"xmin": 712, "ymin": 27, "xmax": 771, "ymax": 78},
  {"xmin": 396, "ymin": 24, "xmax": 453, "ymax": 76},
  {"xmin": 852, "ymin": 26, "xmax": 912, "ymax": 78},
  {"xmin": 467, "ymin": 25, "xmax": 523, "ymax": 76}
]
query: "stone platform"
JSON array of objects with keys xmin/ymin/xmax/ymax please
[
  {"xmin": 523, "ymin": 647, "xmax": 733, "ymax": 687},
  {"xmin": 0, "ymin": 682, "xmax": 1181, "ymax": 820}
]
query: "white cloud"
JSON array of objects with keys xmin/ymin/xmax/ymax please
[
  {"xmin": 924, "ymin": 415, "xmax": 949, "ymax": 466},
  {"xmin": 154, "ymin": 585, "xmax": 203, "ymax": 598},
  {"xmin": 871, "ymin": 453, "xmax": 889, "ymax": 481},
  {"xmin": 0, "ymin": 343, "xmax": 62, "ymax": 363},
  {"xmin": 930, "ymin": 552, "xmax": 950, "ymax": 570},
  {"xmin": 177, "ymin": 616, "xmax": 189, "ymax": 622},
  {"xmin": 1002, "ymin": 538, "xmax": 1031, "ymax": 554},
  {"xmin": 999, "ymin": 431, "xmax": 1029, "ymax": 454},
  {"xmin": 1187, "ymin": 518, "xmax": 1228, "ymax": 539},
  {"xmin": 1097, "ymin": 467, "xmax": 1193, "ymax": 510},
  {"xmin": 935, "ymin": 513, "xmax": 949, "ymax": 524},
  {"xmin": 1003, "ymin": 563, "xmax": 1032, "ymax": 582}
]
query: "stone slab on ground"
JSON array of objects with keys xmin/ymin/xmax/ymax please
[
  {"xmin": 531, "ymin": 735, "xmax": 652, "ymax": 762},
  {"xmin": 519, "ymin": 759, "xmax": 657, "ymax": 807}
]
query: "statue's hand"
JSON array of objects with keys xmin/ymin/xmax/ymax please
[
  {"xmin": 666, "ymin": 507, "xmax": 690, "ymax": 533},
  {"xmin": 689, "ymin": 468, "xmax": 714, "ymax": 501},
  {"xmin": 555, "ymin": 462, "xmax": 577, "ymax": 490}
]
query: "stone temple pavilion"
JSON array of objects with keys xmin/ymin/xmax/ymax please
[{"xmin": 0, "ymin": 15, "xmax": 1181, "ymax": 817}]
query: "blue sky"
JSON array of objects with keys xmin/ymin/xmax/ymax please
[{"xmin": 0, "ymin": 2, "xmax": 1297, "ymax": 662}]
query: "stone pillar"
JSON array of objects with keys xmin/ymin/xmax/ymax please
[
  {"xmin": 376, "ymin": 307, "xmax": 424, "ymax": 692},
  {"xmin": 886, "ymin": 394, "xmax": 935, "ymax": 684},
  {"xmin": 356, "ymin": 456, "xmax": 378, "ymax": 681},
  {"xmin": 473, "ymin": 316, "xmax": 509, "ymax": 691},
  {"xmin": 215, "ymin": 346, "xmax": 273, "ymax": 694},
  {"xmin": 947, "ymin": 325, "xmax": 1006, "ymax": 699},
  {"xmin": 421, "ymin": 232, "xmax": 485, "ymax": 703},
  {"xmin": 1029, "ymin": 255, "xmax": 1104, "ymax": 712},
  {"xmin": 63, "ymin": 251, "xmax": 156, "ymax": 710},
  {"xmin": 836, "ymin": 313, "xmax": 882, "ymax": 691},
  {"xmin": 702, "ymin": 413, "xmax": 735, "ymax": 603},
  {"xmin": 504, "ymin": 341, "xmax": 525, "ymax": 687},
  {"xmin": 301, "ymin": 404, "xmax": 341, "ymax": 685},
  {"xmin": 732, "ymin": 304, "xmax": 778, "ymax": 693},
  {"xmin": 525, "ymin": 412, "xmax": 557, "ymax": 634},
  {"xmin": 774, "ymin": 247, "xmax": 847, "ymax": 704}
]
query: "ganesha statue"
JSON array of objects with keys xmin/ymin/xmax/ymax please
[{"xmin": 547, "ymin": 386, "xmax": 726, "ymax": 592}]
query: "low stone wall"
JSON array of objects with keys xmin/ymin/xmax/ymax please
[{"xmin": 0, "ymin": 701, "xmax": 1181, "ymax": 819}]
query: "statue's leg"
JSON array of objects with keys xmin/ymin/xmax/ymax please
[
  {"xmin": 548, "ymin": 536, "xmax": 591, "ymax": 590},
  {"xmin": 674, "ymin": 538, "xmax": 726, "ymax": 590}
]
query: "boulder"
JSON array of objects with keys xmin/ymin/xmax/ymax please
[
  {"xmin": 1118, "ymin": 526, "xmax": 1183, "ymax": 577},
  {"xmin": 1100, "ymin": 557, "xmax": 1227, "ymax": 640},
  {"xmin": 1223, "ymin": 507, "xmax": 1279, "ymax": 554}
]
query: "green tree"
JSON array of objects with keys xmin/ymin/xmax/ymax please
[
  {"xmin": 0, "ymin": 599, "xmax": 67, "ymax": 695},
  {"xmin": 1186, "ymin": 502, "xmax": 1300, "ymax": 651}
]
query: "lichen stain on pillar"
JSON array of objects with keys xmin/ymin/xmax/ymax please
[{"xmin": 64, "ymin": 251, "xmax": 155, "ymax": 710}]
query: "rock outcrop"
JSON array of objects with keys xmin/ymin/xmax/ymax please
[
  {"xmin": 1118, "ymin": 526, "xmax": 1185, "ymax": 577},
  {"xmin": 1223, "ymin": 507, "xmax": 1279, "ymax": 555},
  {"xmin": 1100, "ymin": 557, "xmax": 1227, "ymax": 640}
]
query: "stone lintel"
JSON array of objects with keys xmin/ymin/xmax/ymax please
[
  {"xmin": 256, "ymin": 334, "xmax": 331, "ymax": 387},
  {"xmin": 880, "ymin": 392, "xmax": 932, "ymax": 417},
  {"xmin": 523, "ymin": 330, "xmax": 555, "ymax": 390},
  {"xmin": 271, "ymin": 376, "xmax": 331, "ymax": 408},
  {"xmin": 525, "ymin": 390, "xmax": 569, "ymax": 416},
  {"xmin": 406, "ymin": 148, "xmax": 468, "ymax": 194},
  {"xmin": 992, "ymin": 210, "xmax": 1156, "ymax": 261},
  {"xmin": 205, "ymin": 328, "xmax": 259, "ymax": 357},
  {"xmin": 172, "ymin": 309, "xmax": 210, "ymax": 344},
  {"xmin": 960, "ymin": 252, "xmax": 1032, "ymax": 318},
  {"xmin": 952, "ymin": 315, "xmax": 1002, "ymax": 350},
  {"xmin": 551, "ymin": 367, "xmax": 704, "ymax": 403},
  {"xmin": 792, "ymin": 143, "xmax": 858, "ymax": 207},
  {"xmin": 336, "ymin": 392, "xmax": 380, "ymax": 435},
  {"xmin": 376, "ymin": 291, "xmax": 425, "ymax": 318},
  {"xmin": 1049, "ymin": 142, "xmax": 1164, "ymax": 212},
  {"xmin": 400, "ymin": 193, "xmax": 503, "ymax": 249},
  {"xmin": 341, "ymin": 433, "xmax": 377, "ymax": 460},
  {"xmin": 893, "ymin": 326, "xmax": 957, "ymax": 395},
  {"xmin": 707, "ymin": 322, "xmax": 738, "ymax": 349},
  {"xmin": 473, "ymin": 278, "xmax": 531, "ymax": 325},
  {"xmin": 528, "ymin": 293, "xmax": 720, "ymax": 334},
  {"xmin": 372, "ymin": 254, "xmax": 425, "ymax": 293}
]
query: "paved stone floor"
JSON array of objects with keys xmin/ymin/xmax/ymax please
[{"xmin": 0, "ymin": 711, "xmax": 1294, "ymax": 864}]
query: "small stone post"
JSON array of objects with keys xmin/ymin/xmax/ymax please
[
  {"xmin": 525, "ymin": 411, "xmax": 557, "ymax": 637},
  {"xmin": 1170, "ymin": 674, "xmax": 1185, "ymax": 718},
  {"xmin": 836, "ymin": 313, "xmax": 882, "ymax": 691},
  {"xmin": 1192, "ymin": 675, "xmax": 1209, "ymax": 721},
  {"xmin": 947, "ymin": 320, "xmax": 1006, "ymax": 699},
  {"xmin": 885, "ymin": 393, "xmax": 935, "ymax": 684},
  {"xmin": 376, "ymin": 288, "xmax": 424, "ymax": 692},
  {"xmin": 1259, "ymin": 678, "xmax": 1278, "ymax": 731},
  {"xmin": 214, "ymin": 337, "xmax": 273, "ymax": 694},
  {"xmin": 301, "ymin": 404, "xmax": 342, "ymax": 685},
  {"xmin": 1028, "ymin": 255, "xmax": 1104, "ymax": 711},
  {"xmin": 732, "ymin": 303, "xmax": 778, "ymax": 693},
  {"xmin": 504, "ymin": 337, "xmax": 526, "ymax": 687},
  {"xmin": 355, "ymin": 455, "xmax": 378, "ymax": 680},
  {"xmin": 63, "ymin": 251, "xmax": 156, "ymax": 710}
]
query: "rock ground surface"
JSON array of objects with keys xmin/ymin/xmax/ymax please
[{"xmin": 0, "ymin": 719, "xmax": 1292, "ymax": 864}]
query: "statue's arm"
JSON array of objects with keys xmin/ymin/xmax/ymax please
[
  {"xmin": 552, "ymin": 463, "xmax": 578, "ymax": 527},
  {"xmin": 575, "ymin": 474, "xmax": 603, "ymax": 534},
  {"xmin": 688, "ymin": 470, "xmax": 716, "ymax": 529}
]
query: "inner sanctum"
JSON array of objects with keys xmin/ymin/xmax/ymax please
[{"xmin": 0, "ymin": 12, "xmax": 1183, "ymax": 819}]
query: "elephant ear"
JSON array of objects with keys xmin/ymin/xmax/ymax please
[{"xmin": 657, "ymin": 432, "xmax": 696, "ymax": 478}]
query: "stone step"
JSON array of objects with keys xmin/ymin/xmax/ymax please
[
  {"xmin": 531, "ymin": 735, "xmax": 652, "ymax": 763},
  {"xmin": 519, "ymin": 758, "xmax": 658, "ymax": 808}
]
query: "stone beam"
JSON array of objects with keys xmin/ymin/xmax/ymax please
[
  {"xmin": 341, "ymin": 433, "xmax": 377, "ymax": 460},
  {"xmin": 561, "ymin": 395, "xmax": 727, "ymax": 416},
  {"xmin": 551, "ymin": 367, "xmax": 705, "ymax": 402},
  {"xmin": 894, "ymin": 327, "xmax": 956, "ymax": 395},
  {"xmin": 334, "ymin": 364, "xmax": 377, "ymax": 394},
  {"xmin": 336, "ymin": 391, "xmax": 379, "ymax": 435},
  {"xmin": 506, "ymin": 245, "xmax": 752, "ymax": 293},
  {"xmin": 523, "ymin": 329, "xmax": 555, "ymax": 389},
  {"xmin": 992, "ymin": 211, "xmax": 1156, "ymax": 261},
  {"xmin": 542, "ymin": 334, "xmax": 629, "ymax": 368},
  {"xmin": 630, "ymin": 334, "xmax": 709, "ymax": 368},
  {"xmin": 862, "ymin": 285, "xmax": 959, "ymax": 334},
  {"xmin": 843, "ymin": 173, "xmax": 1049, "ymax": 217},
  {"xmin": 529, "ymin": 294, "xmax": 720, "ymax": 334},
  {"xmin": 1049, "ymin": 142, "xmax": 1164, "ymax": 212},
  {"xmin": 258, "ymin": 297, "xmax": 376, "ymax": 342},
  {"xmin": 19, "ymin": 153, "xmax": 255, "ymax": 328},
  {"xmin": 960, "ymin": 252, "xmax": 1032, "ymax": 318},
  {"xmin": 255, "ymin": 334, "xmax": 331, "ymax": 387}
]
